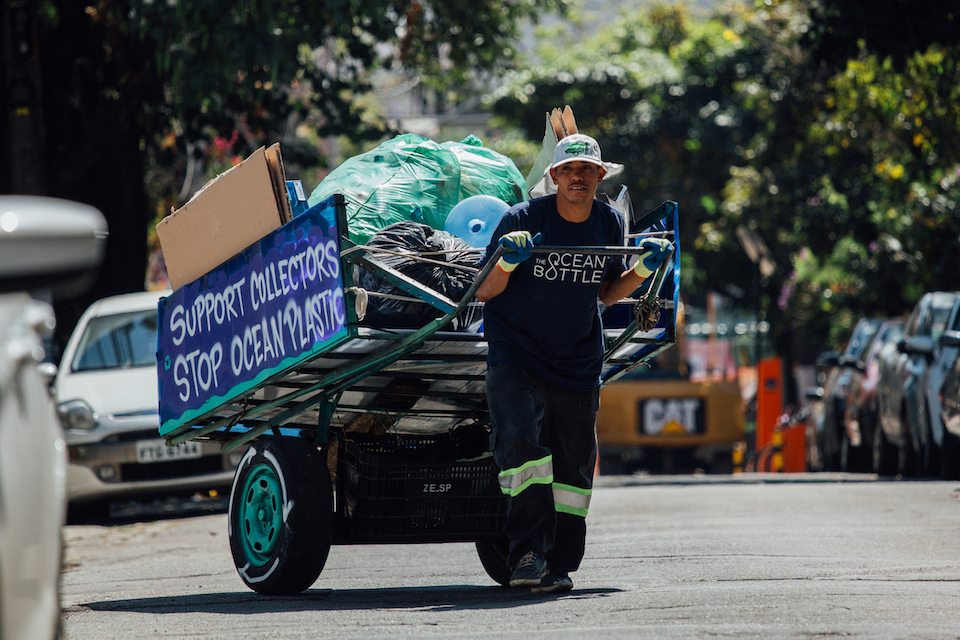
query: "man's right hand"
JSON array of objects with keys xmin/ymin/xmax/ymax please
[
  {"xmin": 633, "ymin": 237, "xmax": 673, "ymax": 278},
  {"xmin": 497, "ymin": 231, "xmax": 542, "ymax": 272}
]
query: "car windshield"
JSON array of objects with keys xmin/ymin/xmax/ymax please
[
  {"xmin": 867, "ymin": 322, "xmax": 903, "ymax": 358},
  {"xmin": 847, "ymin": 321, "xmax": 880, "ymax": 359},
  {"xmin": 930, "ymin": 298, "xmax": 958, "ymax": 341},
  {"xmin": 71, "ymin": 309, "xmax": 158, "ymax": 372},
  {"xmin": 884, "ymin": 323, "xmax": 904, "ymax": 345}
]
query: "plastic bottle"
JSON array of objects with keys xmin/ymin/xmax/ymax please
[{"xmin": 443, "ymin": 195, "xmax": 510, "ymax": 248}]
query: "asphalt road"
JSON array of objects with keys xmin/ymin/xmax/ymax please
[{"xmin": 61, "ymin": 473, "xmax": 960, "ymax": 640}]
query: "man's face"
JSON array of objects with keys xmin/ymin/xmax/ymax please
[{"xmin": 550, "ymin": 161, "xmax": 606, "ymax": 206}]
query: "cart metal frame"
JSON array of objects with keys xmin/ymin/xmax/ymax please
[{"xmin": 160, "ymin": 195, "xmax": 679, "ymax": 450}]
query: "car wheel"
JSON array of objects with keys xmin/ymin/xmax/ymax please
[
  {"xmin": 598, "ymin": 453, "xmax": 628, "ymax": 476},
  {"xmin": 872, "ymin": 421, "xmax": 898, "ymax": 477},
  {"xmin": 228, "ymin": 437, "xmax": 332, "ymax": 595},
  {"xmin": 897, "ymin": 405, "xmax": 919, "ymax": 477},
  {"xmin": 821, "ymin": 400, "xmax": 843, "ymax": 472},
  {"xmin": 858, "ymin": 410, "xmax": 877, "ymax": 472},
  {"xmin": 941, "ymin": 430, "xmax": 960, "ymax": 481},
  {"xmin": 840, "ymin": 428, "xmax": 851, "ymax": 472},
  {"xmin": 922, "ymin": 404, "xmax": 942, "ymax": 478},
  {"xmin": 899, "ymin": 436, "xmax": 918, "ymax": 478},
  {"xmin": 840, "ymin": 429, "xmax": 869, "ymax": 474},
  {"xmin": 476, "ymin": 536, "xmax": 512, "ymax": 587}
]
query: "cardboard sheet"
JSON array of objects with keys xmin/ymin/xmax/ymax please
[{"xmin": 157, "ymin": 144, "xmax": 292, "ymax": 290}]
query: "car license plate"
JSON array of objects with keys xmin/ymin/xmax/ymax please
[{"xmin": 135, "ymin": 439, "xmax": 202, "ymax": 463}]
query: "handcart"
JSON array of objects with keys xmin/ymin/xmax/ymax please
[{"xmin": 157, "ymin": 193, "xmax": 680, "ymax": 595}]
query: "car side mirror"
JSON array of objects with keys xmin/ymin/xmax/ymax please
[
  {"xmin": 0, "ymin": 196, "xmax": 108, "ymax": 299},
  {"xmin": 804, "ymin": 386, "xmax": 824, "ymax": 401},
  {"xmin": 816, "ymin": 351, "xmax": 840, "ymax": 368},
  {"xmin": 903, "ymin": 334, "xmax": 935, "ymax": 357},
  {"xmin": 940, "ymin": 331, "xmax": 960, "ymax": 349},
  {"xmin": 838, "ymin": 353, "xmax": 864, "ymax": 370},
  {"xmin": 36, "ymin": 362, "xmax": 58, "ymax": 393}
]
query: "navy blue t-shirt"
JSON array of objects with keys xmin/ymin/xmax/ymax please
[{"xmin": 479, "ymin": 195, "xmax": 628, "ymax": 389}]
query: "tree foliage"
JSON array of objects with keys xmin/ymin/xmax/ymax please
[
  {"xmin": 488, "ymin": 0, "xmax": 960, "ymax": 361},
  {"xmin": 118, "ymin": 1, "xmax": 563, "ymax": 151},
  {"xmin": 805, "ymin": 0, "xmax": 960, "ymax": 70},
  {"xmin": 30, "ymin": 0, "xmax": 562, "ymax": 342}
]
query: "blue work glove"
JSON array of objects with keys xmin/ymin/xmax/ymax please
[
  {"xmin": 497, "ymin": 231, "xmax": 542, "ymax": 272},
  {"xmin": 633, "ymin": 237, "xmax": 673, "ymax": 278}
]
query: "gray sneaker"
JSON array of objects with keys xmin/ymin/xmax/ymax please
[
  {"xmin": 509, "ymin": 551, "xmax": 547, "ymax": 587},
  {"xmin": 531, "ymin": 571, "xmax": 573, "ymax": 594}
]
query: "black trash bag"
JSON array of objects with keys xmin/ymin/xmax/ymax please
[{"xmin": 358, "ymin": 221, "xmax": 482, "ymax": 330}]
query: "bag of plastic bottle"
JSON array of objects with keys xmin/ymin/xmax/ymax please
[{"xmin": 306, "ymin": 134, "xmax": 525, "ymax": 245}]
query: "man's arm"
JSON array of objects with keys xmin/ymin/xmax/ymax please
[
  {"xmin": 475, "ymin": 264, "xmax": 511, "ymax": 302},
  {"xmin": 599, "ymin": 268, "xmax": 645, "ymax": 306}
]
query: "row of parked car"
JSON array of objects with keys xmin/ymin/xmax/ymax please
[{"xmin": 811, "ymin": 290, "xmax": 960, "ymax": 479}]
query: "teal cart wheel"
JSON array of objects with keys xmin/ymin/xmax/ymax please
[
  {"xmin": 228, "ymin": 437, "xmax": 333, "ymax": 595},
  {"xmin": 237, "ymin": 463, "xmax": 284, "ymax": 565}
]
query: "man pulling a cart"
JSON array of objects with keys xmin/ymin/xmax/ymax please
[{"xmin": 476, "ymin": 133, "xmax": 672, "ymax": 593}]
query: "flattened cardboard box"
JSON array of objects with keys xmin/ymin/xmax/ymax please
[{"xmin": 156, "ymin": 144, "xmax": 292, "ymax": 290}]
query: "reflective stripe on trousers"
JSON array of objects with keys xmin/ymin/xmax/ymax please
[
  {"xmin": 499, "ymin": 459, "xmax": 592, "ymax": 518},
  {"xmin": 498, "ymin": 454, "xmax": 554, "ymax": 496},
  {"xmin": 553, "ymin": 482, "xmax": 592, "ymax": 518}
]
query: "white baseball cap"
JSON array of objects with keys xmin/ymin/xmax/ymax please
[{"xmin": 549, "ymin": 134, "xmax": 624, "ymax": 179}]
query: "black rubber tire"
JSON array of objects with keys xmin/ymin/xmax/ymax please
[
  {"xmin": 710, "ymin": 450, "xmax": 735, "ymax": 475},
  {"xmin": 856, "ymin": 410, "xmax": 877, "ymax": 473},
  {"xmin": 841, "ymin": 428, "xmax": 870, "ymax": 473},
  {"xmin": 228, "ymin": 437, "xmax": 332, "ymax": 595},
  {"xmin": 899, "ymin": 437, "xmax": 918, "ymax": 478},
  {"xmin": 898, "ymin": 404, "xmax": 919, "ymax": 478},
  {"xmin": 941, "ymin": 430, "xmax": 960, "ymax": 481},
  {"xmin": 840, "ymin": 429, "xmax": 852, "ymax": 472},
  {"xmin": 820, "ymin": 400, "xmax": 843, "ymax": 472},
  {"xmin": 921, "ymin": 402, "xmax": 941, "ymax": 478},
  {"xmin": 873, "ymin": 421, "xmax": 898, "ymax": 477},
  {"xmin": 598, "ymin": 454, "xmax": 628, "ymax": 476},
  {"xmin": 476, "ymin": 537, "xmax": 512, "ymax": 587}
]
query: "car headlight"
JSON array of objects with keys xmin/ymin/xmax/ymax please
[{"xmin": 58, "ymin": 399, "xmax": 99, "ymax": 430}]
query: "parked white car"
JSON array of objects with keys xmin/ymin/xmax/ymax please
[
  {"xmin": 55, "ymin": 290, "xmax": 243, "ymax": 512},
  {"xmin": 0, "ymin": 195, "xmax": 107, "ymax": 640}
]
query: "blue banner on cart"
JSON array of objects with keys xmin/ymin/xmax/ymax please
[{"xmin": 157, "ymin": 203, "xmax": 348, "ymax": 436}]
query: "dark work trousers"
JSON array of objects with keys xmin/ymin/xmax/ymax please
[{"xmin": 486, "ymin": 362, "xmax": 600, "ymax": 574}]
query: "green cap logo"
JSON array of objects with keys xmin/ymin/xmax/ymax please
[{"xmin": 551, "ymin": 134, "xmax": 607, "ymax": 169}]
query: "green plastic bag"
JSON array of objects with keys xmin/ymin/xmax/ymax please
[{"xmin": 307, "ymin": 133, "xmax": 525, "ymax": 244}]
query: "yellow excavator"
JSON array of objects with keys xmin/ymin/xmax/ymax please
[{"xmin": 597, "ymin": 305, "xmax": 746, "ymax": 475}]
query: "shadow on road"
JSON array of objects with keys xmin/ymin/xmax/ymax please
[
  {"xmin": 66, "ymin": 494, "xmax": 229, "ymax": 526},
  {"xmin": 75, "ymin": 585, "xmax": 623, "ymax": 614}
]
